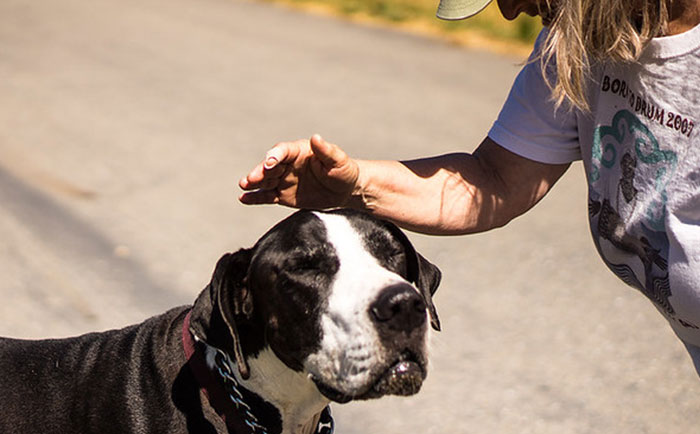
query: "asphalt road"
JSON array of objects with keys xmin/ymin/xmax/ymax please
[{"xmin": 1, "ymin": 0, "xmax": 699, "ymax": 432}]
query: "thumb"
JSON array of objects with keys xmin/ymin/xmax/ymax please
[{"xmin": 309, "ymin": 134, "xmax": 346, "ymax": 169}]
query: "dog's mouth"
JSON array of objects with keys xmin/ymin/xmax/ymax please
[{"xmin": 312, "ymin": 351, "xmax": 426, "ymax": 403}]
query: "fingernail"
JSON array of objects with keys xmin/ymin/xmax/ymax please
[{"xmin": 264, "ymin": 156, "xmax": 278, "ymax": 169}]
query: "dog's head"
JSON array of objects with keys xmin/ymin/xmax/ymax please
[{"xmin": 190, "ymin": 209, "xmax": 440, "ymax": 403}]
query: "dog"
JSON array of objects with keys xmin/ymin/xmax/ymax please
[{"xmin": 0, "ymin": 208, "xmax": 441, "ymax": 434}]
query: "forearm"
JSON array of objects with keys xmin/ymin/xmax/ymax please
[
  {"xmin": 348, "ymin": 139, "xmax": 570, "ymax": 235},
  {"xmin": 349, "ymin": 155, "xmax": 499, "ymax": 235}
]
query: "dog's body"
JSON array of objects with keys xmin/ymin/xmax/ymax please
[{"xmin": 0, "ymin": 209, "xmax": 440, "ymax": 434}]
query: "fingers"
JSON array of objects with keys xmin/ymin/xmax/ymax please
[
  {"xmin": 309, "ymin": 134, "xmax": 347, "ymax": 169},
  {"xmin": 239, "ymin": 161, "xmax": 285, "ymax": 190},
  {"xmin": 239, "ymin": 140, "xmax": 303, "ymax": 191},
  {"xmin": 239, "ymin": 134, "xmax": 354, "ymax": 208},
  {"xmin": 238, "ymin": 189, "xmax": 280, "ymax": 205},
  {"xmin": 309, "ymin": 134, "xmax": 359, "ymax": 195},
  {"xmin": 264, "ymin": 140, "xmax": 303, "ymax": 169},
  {"xmin": 238, "ymin": 162, "xmax": 287, "ymax": 204},
  {"xmin": 238, "ymin": 163, "xmax": 264, "ymax": 190}
]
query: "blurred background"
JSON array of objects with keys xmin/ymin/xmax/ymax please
[
  {"xmin": 1, "ymin": 0, "xmax": 699, "ymax": 433},
  {"xmin": 258, "ymin": 0, "xmax": 542, "ymax": 55}
]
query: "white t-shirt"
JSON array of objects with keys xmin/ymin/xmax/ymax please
[{"xmin": 488, "ymin": 25, "xmax": 700, "ymax": 358}]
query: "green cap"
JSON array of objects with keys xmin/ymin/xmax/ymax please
[{"xmin": 436, "ymin": 0, "xmax": 493, "ymax": 20}]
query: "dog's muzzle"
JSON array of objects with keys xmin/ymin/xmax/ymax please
[
  {"xmin": 366, "ymin": 283, "xmax": 428, "ymax": 397},
  {"xmin": 310, "ymin": 282, "xmax": 430, "ymax": 403}
]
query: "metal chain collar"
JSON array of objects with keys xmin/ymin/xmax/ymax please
[
  {"xmin": 212, "ymin": 349, "xmax": 335, "ymax": 434},
  {"xmin": 214, "ymin": 349, "xmax": 269, "ymax": 434}
]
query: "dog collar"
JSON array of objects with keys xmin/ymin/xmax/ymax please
[{"xmin": 182, "ymin": 310, "xmax": 334, "ymax": 434}]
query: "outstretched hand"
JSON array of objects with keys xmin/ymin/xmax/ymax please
[{"xmin": 239, "ymin": 134, "xmax": 360, "ymax": 210}]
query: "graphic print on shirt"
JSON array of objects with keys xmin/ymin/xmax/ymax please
[{"xmin": 588, "ymin": 109, "xmax": 698, "ymax": 329}]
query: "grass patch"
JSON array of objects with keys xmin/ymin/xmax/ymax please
[{"xmin": 260, "ymin": 0, "xmax": 542, "ymax": 54}]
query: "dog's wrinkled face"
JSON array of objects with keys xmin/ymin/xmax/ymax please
[{"xmin": 246, "ymin": 209, "xmax": 441, "ymax": 403}]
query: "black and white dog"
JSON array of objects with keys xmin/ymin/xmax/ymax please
[{"xmin": 0, "ymin": 209, "xmax": 441, "ymax": 434}]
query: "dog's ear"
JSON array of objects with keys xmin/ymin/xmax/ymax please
[
  {"xmin": 382, "ymin": 221, "xmax": 442, "ymax": 331},
  {"xmin": 215, "ymin": 249, "xmax": 254, "ymax": 380},
  {"xmin": 411, "ymin": 252, "xmax": 441, "ymax": 331},
  {"xmin": 190, "ymin": 249, "xmax": 254, "ymax": 380}
]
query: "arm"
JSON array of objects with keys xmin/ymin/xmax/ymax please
[
  {"xmin": 353, "ymin": 137, "xmax": 570, "ymax": 234},
  {"xmin": 239, "ymin": 135, "xmax": 570, "ymax": 235}
]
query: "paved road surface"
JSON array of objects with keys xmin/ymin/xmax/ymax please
[{"xmin": 1, "ymin": 0, "xmax": 698, "ymax": 432}]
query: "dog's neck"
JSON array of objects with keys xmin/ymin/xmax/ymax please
[{"xmin": 204, "ymin": 345, "xmax": 331, "ymax": 434}]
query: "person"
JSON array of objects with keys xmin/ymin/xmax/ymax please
[{"xmin": 239, "ymin": 0, "xmax": 700, "ymax": 373}]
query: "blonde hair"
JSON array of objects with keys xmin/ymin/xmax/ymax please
[{"xmin": 539, "ymin": 0, "xmax": 670, "ymax": 111}]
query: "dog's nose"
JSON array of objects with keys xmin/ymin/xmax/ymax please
[{"xmin": 370, "ymin": 283, "xmax": 426, "ymax": 334}]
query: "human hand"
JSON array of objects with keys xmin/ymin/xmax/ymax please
[{"xmin": 239, "ymin": 134, "xmax": 360, "ymax": 209}]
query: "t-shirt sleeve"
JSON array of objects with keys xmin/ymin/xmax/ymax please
[{"xmin": 488, "ymin": 30, "xmax": 582, "ymax": 164}]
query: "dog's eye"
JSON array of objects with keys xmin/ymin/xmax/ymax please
[
  {"xmin": 389, "ymin": 247, "xmax": 405, "ymax": 258},
  {"xmin": 381, "ymin": 247, "xmax": 408, "ymax": 275},
  {"xmin": 293, "ymin": 264, "xmax": 320, "ymax": 273},
  {"xmin": 287, "ymin": 257, "xmax": 321, "ymax": 273},
  {"xmin": 383, "ymin": 246, "xmax": 405, "ymax": 262}
]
